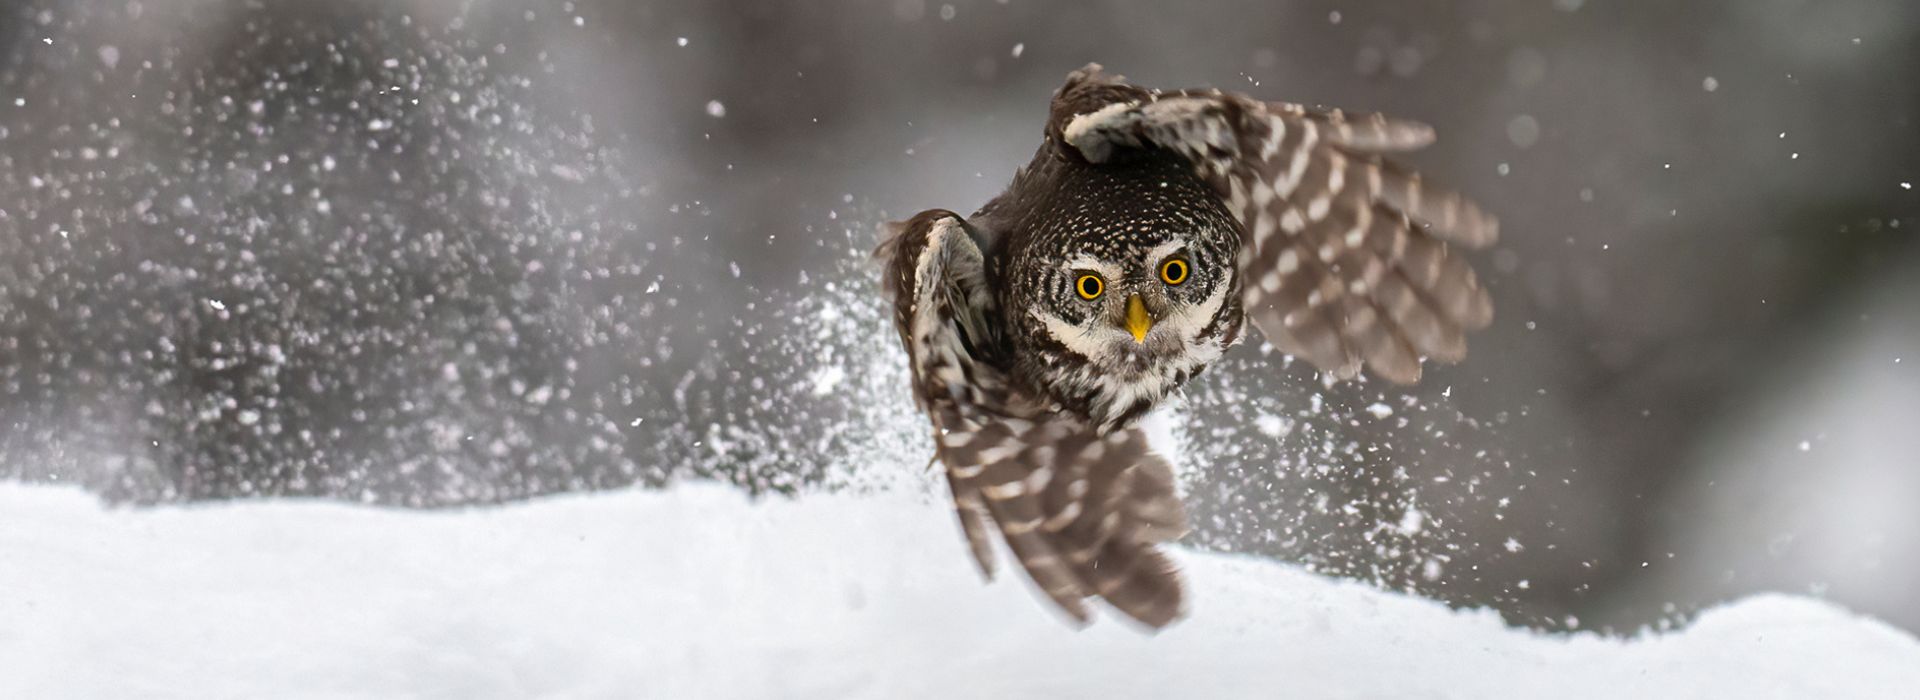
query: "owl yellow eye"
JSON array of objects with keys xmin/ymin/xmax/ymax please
[
  {"xmin": 1160, "ymin": 257, "xmax": 1190, "ymax": 285},
  {"xmin": 1075, "ymin": 274, "xmax": 1104, "ymax": 300}
]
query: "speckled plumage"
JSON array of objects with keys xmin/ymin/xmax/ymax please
[{"xmin": 878, "ymin": 65, "xmax": 1498, "ymax": 629}]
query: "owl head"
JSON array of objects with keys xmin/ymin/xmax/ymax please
[{"xmin": 1008, "ymin": 185, "xmax": 1244, "ymax": 431}]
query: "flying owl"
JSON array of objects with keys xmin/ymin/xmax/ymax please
[{"xmin": 877, "ymin": 64, "xmax": 1497, "ymax": 628}]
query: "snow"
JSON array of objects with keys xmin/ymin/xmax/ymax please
[
  {"xmin": 3, "ymin": 483, "xmax": 1917, "ymax": 699},
  {"xmin": 1642, "ymin": 259, "xmax": 1920, "ymax": 629}
]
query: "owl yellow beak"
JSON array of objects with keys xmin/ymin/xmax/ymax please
[{"xmin": 1125, "ymin": 295, "xmax": 1153, "ymax": 343}]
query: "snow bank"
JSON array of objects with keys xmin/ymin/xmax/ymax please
[{"xmin": 3, "ymin": 482, "xmax": 1915, "ymax": 699}]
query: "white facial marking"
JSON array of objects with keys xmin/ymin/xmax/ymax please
[
  {"xmin": 1146, "ymin": 238, "xmax": 1189, "ymax": 268},
  {"xmin": 1032, "ymin": 307, "xmax": 1125, "ymax": 363},
  {"xmin": 1158, "ymin": 269, "xmax": 1233, "ymax": 344},
  {"xmin": 1062, "ymin": 255, "xmax": 1122, "ymax": 282}
]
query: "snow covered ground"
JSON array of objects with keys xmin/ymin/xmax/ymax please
[{"xmin": 3, "ymin": 482, "xmax": 1917, "ymax": 699}]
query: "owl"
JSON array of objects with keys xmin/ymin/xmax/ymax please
[{"xmin": 877, "ymin": 65, "xmax": 1497, "ymax": 628}]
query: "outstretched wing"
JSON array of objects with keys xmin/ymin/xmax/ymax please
[
  {"xmin": 878, "ymin": 210, "xmax": 1189, "ymax": 628},
  {"xmin": 1054, "ymin": 64, "xmax": 1498, "ymax": 384}
]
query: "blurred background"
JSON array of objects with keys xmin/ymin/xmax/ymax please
[{"xmin": 2, "ymin": 0, "xmax": 1915, "ymax": 635}]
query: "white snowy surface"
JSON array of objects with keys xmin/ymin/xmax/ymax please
[{"xmin": 3, "ymin": 482, "xmax": 1917, "ymax": 699}]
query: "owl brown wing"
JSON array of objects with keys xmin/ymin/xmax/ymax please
[
  {"xmin": 1055, "ymin": 64, "xmax": 1498, "ymax": 384},
  {"xmin": 878, "ymin": 210, "xmax": 1189, "ymax": 628}
]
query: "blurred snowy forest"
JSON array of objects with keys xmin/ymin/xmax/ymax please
[{"xmin": 2, "ymin": 0, "xmax": 1916, "ymax": 637}]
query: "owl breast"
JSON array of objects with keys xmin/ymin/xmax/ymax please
[{"xmin": 984, "ymin": 144, "xmax": 1244, "ymax": 431}]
